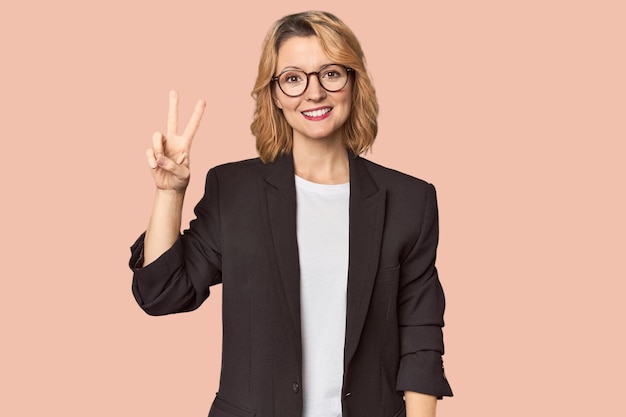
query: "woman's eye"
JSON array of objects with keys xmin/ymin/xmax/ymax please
[
  {"xmin": 323, "ymin": 70, "xmax": 341, "ymax": 79},
  {"xmin": 283, "ymin": 74, "xmax": 303, "ymax": 84}
]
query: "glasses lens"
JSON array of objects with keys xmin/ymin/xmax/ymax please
[
  {"xmin": 278, "ymin": 70, "xmax": 307, "ymax": 97},
  {"xmin": 276, "ymin": 65, "xmax": 350, "ymax": 97},
  {"xmin": 319, "ymin": 65, "xmax": 349, "ymax": 92}
]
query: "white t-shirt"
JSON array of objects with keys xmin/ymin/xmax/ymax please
[{"xmin": 295, "ymin": 175, "xmax": 350, "ymax": 417}]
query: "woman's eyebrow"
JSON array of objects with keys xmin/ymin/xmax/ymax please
[
  {"xmin": 277, "ymin": 66, "xmax": 303, "ymax": 72},
  {"xmin": 277, "ymin": 63, "xmax": 334, "ymax": 73}
]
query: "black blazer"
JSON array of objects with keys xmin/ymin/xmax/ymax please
[{"xmin": 130, "ymin": 154, "xmax": 452, "ymax": 417}]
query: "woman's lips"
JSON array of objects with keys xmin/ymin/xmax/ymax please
[{"xmin": 301, "ymin": 107, "xmax": 332, "ymax": 120}]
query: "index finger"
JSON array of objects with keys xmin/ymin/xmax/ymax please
[
  {"xmin": 167, "ymin": 90, "xmax": 179, "ymax": 137},
  {"xmin": 182, "ymin": 99, "xmax": 207, "ymax": 142}
]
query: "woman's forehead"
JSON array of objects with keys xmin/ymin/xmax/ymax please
[{"xmin": 275, "ymin": 36, "xmax": 332, "ymax": 72}]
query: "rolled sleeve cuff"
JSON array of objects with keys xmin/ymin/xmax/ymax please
[
  {"xmin": 396, "ymin": 350, "xmax": 453, "ymax": 399},
  {"xmin": 128, "ymin": 232, "xmax": 185, "ymax": 307},
  {"xmin": 129, "ymin": 232, "xmax": 148, "ymax": 270}
]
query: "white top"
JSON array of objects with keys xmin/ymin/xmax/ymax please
[{"xmin": 295, "ymin": 175, "xmax": 350, "ymax": 417}]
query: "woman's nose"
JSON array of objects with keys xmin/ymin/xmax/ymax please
[{"xmin": 305, "ymin": 75, "xmax": 327, "ymax": 101}]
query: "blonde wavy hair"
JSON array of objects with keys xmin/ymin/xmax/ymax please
[{"xmin": 251, "ymin": 11, "xmax": 379, "ymax": 163}]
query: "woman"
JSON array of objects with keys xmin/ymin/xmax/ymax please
[{"xmin": 130, "ymin": 11, "xmax": 452, "ymax": 417}]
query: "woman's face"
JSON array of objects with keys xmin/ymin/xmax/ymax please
[{"xmin": 273, "ymin": 36, "xmax": 352, "ymax": 147}]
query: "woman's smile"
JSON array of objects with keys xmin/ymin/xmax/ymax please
[{"xmin": 301, "ymin": 106, "xmax": 333, "ymax": 120}]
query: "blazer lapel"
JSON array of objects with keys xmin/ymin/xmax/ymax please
[
  {"xmin": 344, "ymin": 155, "xmax": 386, "ymax": 372},
  {"xmin": 260, "ymin": 153, "xmax": 386, "ymax": 374},
  {"xmin": 261, "ymin": 154, "xmax": 302, "ymax": 360}
]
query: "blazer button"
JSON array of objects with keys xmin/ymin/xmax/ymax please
[{"xmin": 292, "ymin": 382, "xmax": 300, "ymax": 393}]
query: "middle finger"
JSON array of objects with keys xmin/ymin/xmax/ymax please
[
  {"xmin": 182, "ymin": 99, "xmax": 207, "ymax": 141},
  {"xmin": 167, "ymin": 90, "xmax": 179, "ymax": 137}
]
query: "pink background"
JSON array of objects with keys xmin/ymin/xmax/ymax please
[{"xmin": 2, "ymin": 1, "xmax": 624, "ymax": 416}]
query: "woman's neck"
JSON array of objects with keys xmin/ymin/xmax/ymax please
[{"xmin": 292, "ymin": 137, "xmax": 349, "ymax": 184}]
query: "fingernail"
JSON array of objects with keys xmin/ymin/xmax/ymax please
[{"xmin": 149, "ymin": 160, "xmax": 156, "ymax": 169}]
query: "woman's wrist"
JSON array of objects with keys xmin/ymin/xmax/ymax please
[{"xmin": 155, "ymin": 187, "xmax": 186, "ymax": 203}]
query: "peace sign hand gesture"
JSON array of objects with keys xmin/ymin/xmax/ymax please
[{"xmin": 146, "ymin": 90, "xmax": 206, "ymax": 192}]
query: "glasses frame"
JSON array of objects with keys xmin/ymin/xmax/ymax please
[{"xmin": 271, "ymin": 64, "xmax": 354, "ymax": 98}]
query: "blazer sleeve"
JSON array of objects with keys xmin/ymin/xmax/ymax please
[
  {"xmin": 395, "ymin": 183, "xmax": 453, "ymax": 398},
  {"xmin": 129, "ymin": 169, "xmax": 223, "ymax": 316}
]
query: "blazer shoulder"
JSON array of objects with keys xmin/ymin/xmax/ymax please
[
  {"xmin": 211, "ymin": 157, "xmax": 263, "ymax": 175},
  {"xmin": 358, "ymin": 157, "xmax": 434, "ymax": 194},
  {"xmin": 205, "ymin": 157, "xmax": 265, "ymax": 185}
]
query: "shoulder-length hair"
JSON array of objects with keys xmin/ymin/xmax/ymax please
[{"xmin": 251, "ymin": 11, "xmax": 379, "ymax": 163}]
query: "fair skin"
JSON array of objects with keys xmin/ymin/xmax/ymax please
[
  {"xmin": 143, "ymin": 90, "xmax": 205, "ymax": 265},
  {"xmin": 405, "ymin": 391, "xmax": 438, "ymax": 417},
  {"xmin": 142, "ymin": 35, "xmax": 437, "ymax": 417},
  {"xmin": 273, "ymin": 36, "xmax": 350, "ymax": 184}
]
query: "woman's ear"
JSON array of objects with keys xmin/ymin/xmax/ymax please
[
  {"xmin": 271, "ymin": 88, "xmax": 283, "ymax": 109},
  {"xmin": 273, "ymin": 95, "xmax": 283, "ymax": 109}
]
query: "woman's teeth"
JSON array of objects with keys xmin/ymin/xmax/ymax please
[{"xmin": 302, "ymin": 108, "xmax": 331, "ymax": 117}]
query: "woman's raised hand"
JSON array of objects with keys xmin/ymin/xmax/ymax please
[{"xmin": 146, "ymin": 90, "xmax": 206, "ymax": 192}]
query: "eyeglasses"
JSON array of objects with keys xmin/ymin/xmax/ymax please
[{"xmin": 272, "ymin": 64, "xmax": 353, "ymax": 97}]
